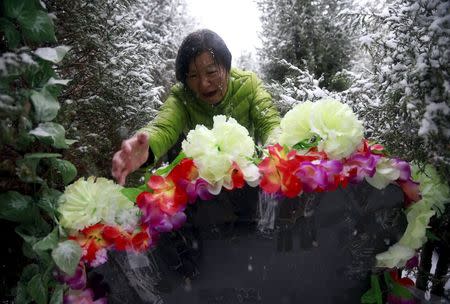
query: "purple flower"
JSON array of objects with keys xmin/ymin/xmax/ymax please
[
  {"xmin": 63, "ymin": 288, "xmax": 107, "ymax": 304},
  {"xmin": 344, "ymin": 151, "xmax": 378, "ymax": 183},
  {"xmin": 182, "ymin": 178, "xmax": 214, "ymax": 203},
  {"xmin": 392, "ymin": 159, "xmax": 412, "ymax": 181},
  {"xmin": 54, "ymin": 262, "xmax": 86, "ymax": 290},
  {"xmin": 296, "ymin": 162, "xmax": 328, "ymax": 192}
]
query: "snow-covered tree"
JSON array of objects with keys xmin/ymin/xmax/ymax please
[
  {"xmin": 257, "ymin": 0, "xmax": 353, "ymax": 89},
  {"xmin": 46, "ymin": 0, "xmax": 192, "ymax": 177}
]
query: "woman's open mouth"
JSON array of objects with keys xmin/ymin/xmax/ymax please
[{"xmin": 203, "ymin": 90, "xmax": 218, "ymax": 98}]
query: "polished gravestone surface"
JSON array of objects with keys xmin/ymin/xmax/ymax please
[{"xmin": 93, "ymin": 182, "xmax": 406, "ymax": 304}]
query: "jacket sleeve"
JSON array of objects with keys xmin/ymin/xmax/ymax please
[
  {"xmin": 249, "ymin": 74, "xmax": 281, "ymax": 145},
  {"xmin": 138, "ymin": 90, "xmax": 188, "ymax": 162}
]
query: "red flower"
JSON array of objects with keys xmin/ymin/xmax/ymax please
[
  {"xmin": 70, "ymin": 223, "xmax": 110, "ymax": 264},
  {"xmin": 230, "ymin": 162, "xmax": 245, "ymax": 189},
  {"xmin": 259, "ymin": 144, "xmax": 302, "ymax": 198},
  {"xmin": 102, "ymin": 225, "xmax": 152, "ymax": 252},
  {"xmin": 144, "ymin": 158, "xmax": 198, "ymax": 215}
]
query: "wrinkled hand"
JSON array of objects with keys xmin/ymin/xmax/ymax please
[{"xmin": 112, "ymin": 132, "xmax": 149, "ymax": 185}]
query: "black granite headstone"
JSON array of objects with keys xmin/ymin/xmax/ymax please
[{"xmin": 94, "ymin": 182, "xmax": 407, "ymax": 304}]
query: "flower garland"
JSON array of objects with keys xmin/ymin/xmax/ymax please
[{"xmin": 52, "ymin": 99, "xmax": 449, "ymax": 303}]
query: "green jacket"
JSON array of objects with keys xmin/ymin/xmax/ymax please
[{"xmin": 140, "ymin": 68, "xmax": 280, "ymax": 161}]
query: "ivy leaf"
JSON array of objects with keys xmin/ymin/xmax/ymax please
[
  {"xmin": 30, "ymin": 89, "xmax": 60, "ymax": 122},
  {"xmin": 20, "ymin": 264, "xmax": 40, "ymax": 283},
  {"xmin": 16, "ymin": 157, "xmax": 44, "ymax": 184},
  {"xmin": 33, "ymin": 227, "xmax": 59, "ymax": 252},
  {"xmin": 121, "ymin": 187, "xmax": 143, "ymax": 202},
  {"xmin": 51, "ymin": 240, "xmax": 82, "ymax": 276},
  {"xmin": 29, "ymin": 122, "xmax": 69, "ymax": 149},
  {"xmin": 49, "ymin": 158, "xmax": 77, "ymax": 185},
  {"xmin": 34, "ymin": 46, "xmax": 71, "ymax": 64},
  {"xmin": 0, "ymin": 17, "xmax": 21, "ymax": 49},
  {"xmin": 27, "ymin": 274, "xmax": 48, "ymax": 304},
  {"xmin": 37, "ymin": 188, "xmax": 62, "ymax": 219},
  {"xmin": 49, "ymin": 284, "xmax": 64, "ymax": 304},
  {"xmin": 18, "ymin": 10, "xmax": 56, "ymax": 43},
  {"xmin": 0, "ymin": 191, "xmax": 34, "ymax": 222},
  {"xmin": 2, "ymin": 0, "xmax": 32, "ymax": 19},
  {"xmin": 15, "ymin": 282, "xmax": 30, "ymax": 304}
]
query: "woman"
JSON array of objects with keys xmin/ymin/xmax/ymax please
[{"xmin": 112, "ymin": 29, "xmax": 280, "ymax": 185}]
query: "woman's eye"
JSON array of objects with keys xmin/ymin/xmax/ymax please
[
  {"xmin": 207, "ymin": 70, "xmax": 218, "ymax": 75},
  {"xmin": 188, "ymin": 74, "xmax": 197, "ymax": 79}
]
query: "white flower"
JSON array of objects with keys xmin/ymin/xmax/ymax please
[
  {"xmin": 375, "ymin": 243, "xmax": 415, "ymax": 268},
  {"xmin": 366, "ymin": 157, "xmax": 401, "ymax": 189},
  {"xmin": 58, "ymin": 177, "xmax": 136, "ymax": 231},
  {"xmin": 279, "ymin": 99, "xmax": 364, "ymax": 159},
  {"xmin": 182, "ymin": 115, "xmax": 258, "ymax": 187}
]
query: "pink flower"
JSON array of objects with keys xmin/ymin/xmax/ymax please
[
  {"xmin": 54, "ymin": 262, "xmax": 86, "ymax": 290},
  {"xmin": 63, "ymin": 288, "xmax": 107, "ymax": 304}
]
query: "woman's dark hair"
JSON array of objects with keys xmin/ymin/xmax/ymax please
[{"xmin": 175, "ymin": 29, "xmax": 232, "ymax": 85}]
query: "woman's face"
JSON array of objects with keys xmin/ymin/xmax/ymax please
[{"xmin": 186, "ymin": 51, "xmax": 228, "ymax": 105}]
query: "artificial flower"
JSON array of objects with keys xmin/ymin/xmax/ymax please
[
  {"xmin": 375, "ymin": 243, "xmax": 415, "ymax": 268},
  {"xmin": 412, "ymin": 164, "xmax": 450, "ymax": 214},
  {"xmin": 279, "ymin": 99, "xmax": 364, "ymax": 159},
  {"xmin": 54, "ymin": 262, "xmax": 86, "ymax": 290},
  {"xmin": 142, "ymin": 158, "xmax": 198, "ymax": 216},
  {"xmin": 102, "ymin": 224, "xmax": 151, "ymax": 252},
  {"xmin": 64, "ymin": 288, "xmax": 107, "ymax": 304},
  {"xmin": 70, "ymin": 223, "xmax": 110, "ymax": 267},
  {"xmin": 365, "ymin": 157, "xmax": 401, "ymax": 189},
  {"xmin": 258, "ymin": 144, "xmax": 302, "ymax": 198},
  {"xmin": 278, "ymin": 101, "xmax": 315, "ymax": 147},
  {"xmin": 182, "ymin": 115, "xmax": 259, "ymax": 189},
  {"xmin": 398, "ymin": 200, "xmax": 435, "ymax": 249},
  {"xmin": 58, "ymin": 177, "xmax": 137, "ymax": 231},
  {"xmin": 136, "ymin": 191, "xmax": 186, "ymax": 233}
]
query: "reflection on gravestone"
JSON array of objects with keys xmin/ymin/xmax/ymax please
[{"xmin": 94, "ymin": 182, "xmax": 406, "ymax": 304}]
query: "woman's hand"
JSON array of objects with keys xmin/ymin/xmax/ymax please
[{"xmin": 112, "ymin": 132, "xmax": 149, "ymax": 185}]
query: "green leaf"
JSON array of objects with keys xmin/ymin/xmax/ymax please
[
  {"xmin": 20, "ymin": 264, "xmax": 40, "ymax": 283},
  {"xmin": 30, "ymin": 89, "xmax": 60, "ymax": 122},
  {"xmin": 49, "ymin": 158, "xmax": 77, "ymax": 185},
  {"xmin": 0, "ymin": 17, "xmax": 21, "ymax": 49},
  {"xmin": 154, "ymin": 151, "xmax": 187, "ymax": 176},
  {"xmin": 292, "ymin": 134, "xmax": 321, "ymax": 151},
  {"xmin": 27, "ymin": 274, "xmax": 48, "ymax": 304},
  {"xmin": 37, "ymin": 188, "xmax": 62, "ymax": 219},
  {"xmin": 51, "ymin": 240, "xmax": 82, "ymax": 276},
  {"xmin": 49, "ymin": 284, "xmax": 64, "ymax": 304},
  {"xmin": 34, "ymin": 46, "xmax": 71, "ymax": 64},
  {"xmin": 16, "ymin": 157, "xmax": 44, "ymax": 183},
  {"xmin": 0, "ymin": 191, "xmax": 34, "ymax": 222},
  {"xmin": 3, "ymin": 0, "xmax": 30, "ymax": 19},
  {"xmin": 33, "ymin": 227, "xmax": 59, "ymax": 252},
  {"xmin": 121, "ymin": 187, "xmax": 143, "ymax": 202},
  {"xmin": 426, "ymin": 229, "xmax": 440, "ymax": 241},
  {"xmin": 18, "ymin": 10, "xmax": 56, "ymax": 43},
  {"xmin": 361, "ymin": 275, "xmax": 382, "ymax": 304},
  {"xmin": 29, "ymin": 122, "xmax": 69, "ymax": 149},
  {"xmin": 15, "ymin": 282, "xmax": 30, "ymax": 304},
  {"xmin": 391, "ymin": 282, "xmax": 414, "ymax": 299},
  {"xmin": 25, "ymin": 152, "xmax": 62, "ymax": 159}
]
